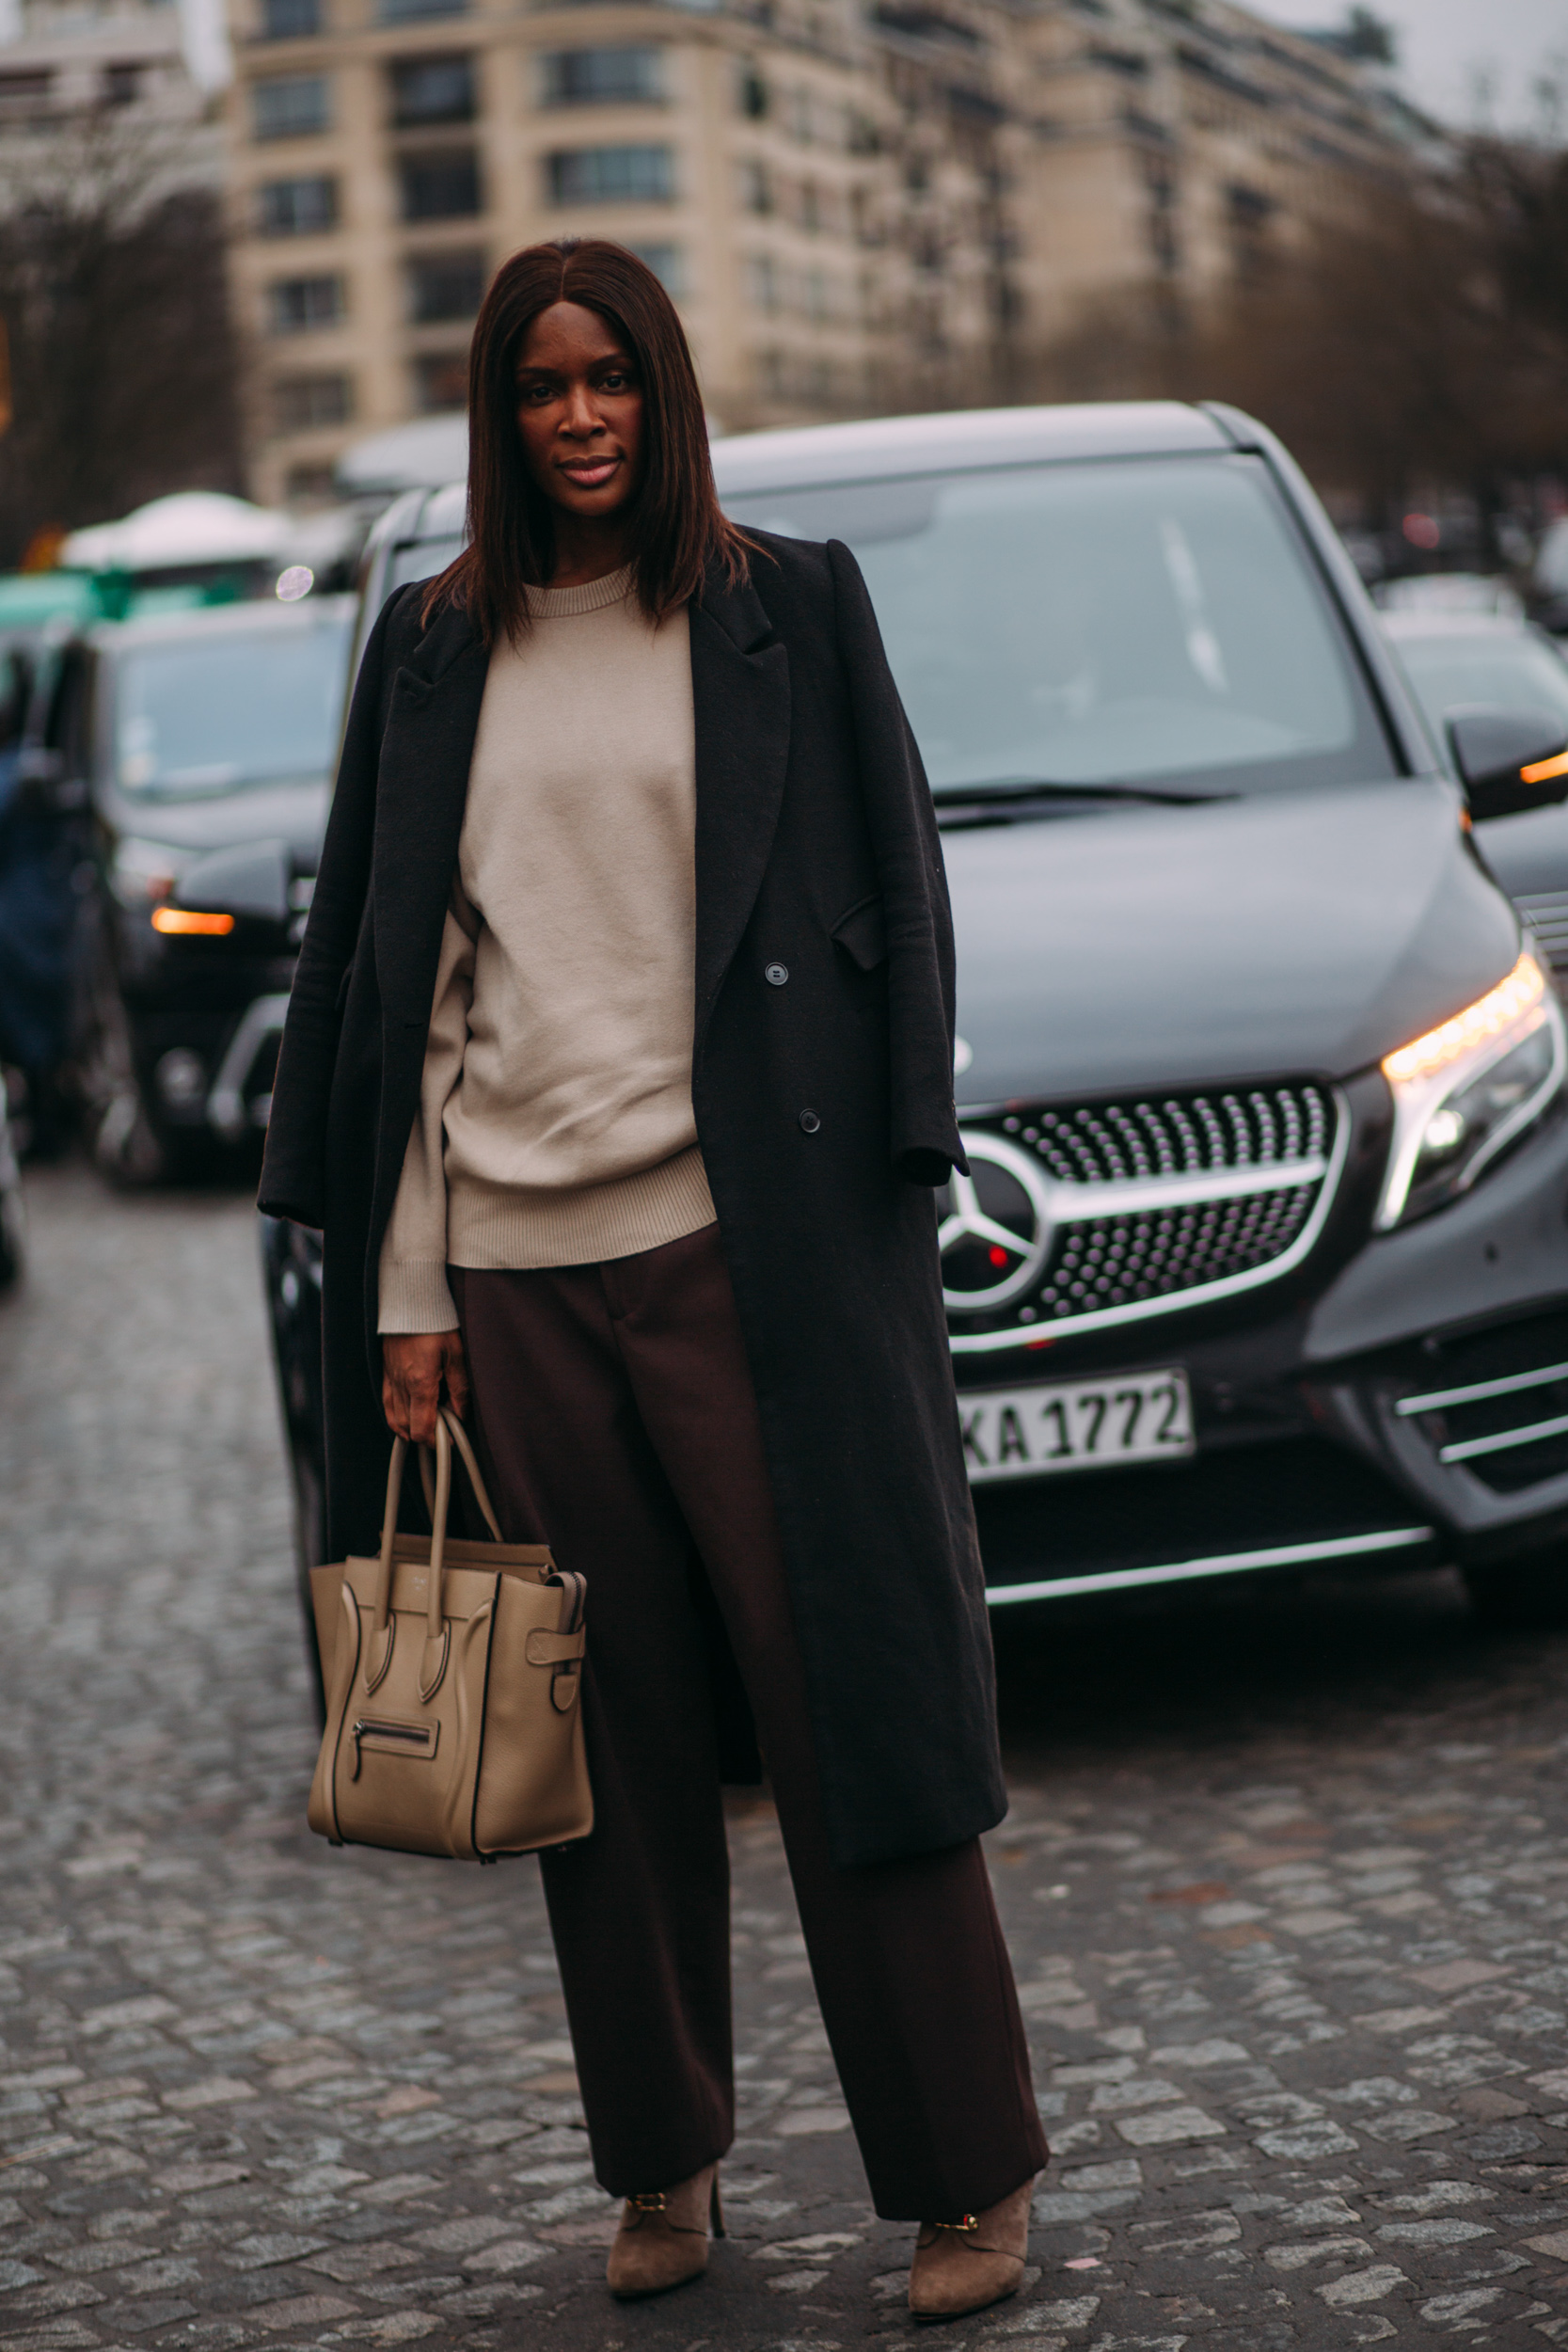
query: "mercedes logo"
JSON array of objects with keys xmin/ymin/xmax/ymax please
[{"xmin": 939, "ymin": 1131, "xmax": 1054, "ymax": 1311}]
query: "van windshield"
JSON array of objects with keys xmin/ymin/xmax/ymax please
[
  {"xmin": 115, "ymin": 611, "xmax": 355, "ymax": 799},
  {"xmin": 722, "ymin": 453, "xmax": 1396, "ymax": 800}
]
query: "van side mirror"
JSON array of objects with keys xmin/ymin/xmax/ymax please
[
  {"xmin": 1448, "ymin": 705, "xmax": 1568, "ymax": 821},
  {"xmin": 168, "ymin": 838, "xmax": 292, "ymax": 923}
]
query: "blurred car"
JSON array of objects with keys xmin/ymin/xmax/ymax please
[
  {"xmin": 65, "ymin": 595, "xmax": 356, "ymax": 1178},
  {"xmin": 1376, "ymin": 573, "xmax": 1526, "ymax": 621},
  {"xmin": 1381, "ymin": 612, "xmax": 1568, "ymax": 991},
  {"xmin": 0, "ymin": 623, "xmax": 92, "ymax": 1159},
  {"xmin": 267, "ymin": 401, "xmax": 1568, "ymax": 1670},
  {"xmin": 1535, "ymin": 516, "xmax": 1568, "ymax": 636}
]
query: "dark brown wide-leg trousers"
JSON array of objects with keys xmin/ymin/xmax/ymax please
[{"xmin": 450, "ymin": 1222, "xmax": 1047, "ymax": 2220}]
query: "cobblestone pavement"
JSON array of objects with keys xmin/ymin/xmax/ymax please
[{"xmin": 5, "ymin": 1166, "xmax": 1568, "ymax": 2351}]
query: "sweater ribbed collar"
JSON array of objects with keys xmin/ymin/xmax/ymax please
[{"xmin": 525, "ymin": 564, "xmax": 635, "ymax": 620}]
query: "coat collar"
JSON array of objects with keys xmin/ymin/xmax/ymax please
[{"xmin": 402, "ymin": 593, "xmax": 487, "ymax": 687}]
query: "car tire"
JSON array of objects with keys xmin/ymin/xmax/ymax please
[
  {"xmin": 1464, "ymin": 1549, "xmax": 1568, "ymax": 1630},
  {"xmin": 292, "ymin": 1453, "xmax": 329, "ymax": 1730},
  {"xmin": 71, "ymin": 923, "xmax": 168, "ymax": 1186},
  {"xmin": 0, "ymin": 1095, "xmax": 24, "ymax": 1292}
]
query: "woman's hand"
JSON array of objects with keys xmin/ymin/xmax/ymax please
[{"xmin": 382, "ymin": 1330, "xmax": 470, "ymax": 1445}]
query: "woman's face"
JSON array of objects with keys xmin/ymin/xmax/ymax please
[{"xmin": 514, "ymin": 300, "xmax": 644, "ymax": 523}]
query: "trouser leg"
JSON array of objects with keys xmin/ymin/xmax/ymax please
[
  {"xmin": 451, "ymin": 1263, "xmax": 734, "ymax": 2199},
  {"xmin": 603, "ymin": 1226, "xmax": 1050, "ymax": 2220}
]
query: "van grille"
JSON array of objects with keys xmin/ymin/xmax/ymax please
[
  {"xmin": 1022, "ymin": 1083, "xmax": 1332, "ymax": 1183},
  {"xmin": 945, "ymin": 1081, "xmax": 1344, "ymax": 1355}
]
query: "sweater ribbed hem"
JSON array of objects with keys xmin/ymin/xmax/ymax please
[
  {"xmin": 525, "ymin": 564, "xmax": 635, "ymax": 620},
  {"xmin": 378, "ymin": 1258, "xmax": 460, "ymax": 1336},
  {"xmin": 448, "ymin": 1143, "xmax": 716, "ymax": 1271}
]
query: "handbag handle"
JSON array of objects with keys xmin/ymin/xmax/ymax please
[
  {"xmin": 372, "ymin": 1406, "xmax": 505, "ymax": 1645},
  {"xmin": 418, "ymin": 1406, "xmax": 504, "ymax": 1545}
]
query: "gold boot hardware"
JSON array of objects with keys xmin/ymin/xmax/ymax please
[
  {"xmin": 605, "ymin": 2163, "xmax": 723, "ymax": 2299},
  {"xmin": 908, "ymin": 2175, "xmax": 1035, "ymax": 2321}
]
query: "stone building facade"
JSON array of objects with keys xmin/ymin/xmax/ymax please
[
  {"xmin": 222, "ymin": 0, "xmax": 1442, "ymax": 506},
  {"xmin": 0, "ymin": 0, "xmax": 224, "ymax": 202}
]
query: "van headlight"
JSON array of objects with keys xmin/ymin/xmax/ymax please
[{"xmin": 1376, "ymin": 950, "xmax": 1565, "ymax": 1229}]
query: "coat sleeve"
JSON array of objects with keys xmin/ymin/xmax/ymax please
[
  {"xmin": 827, "ymin": 538, "xmax": 967, "ymax": 1187},
  {"xmin": 375, "ymin": 886, "xmax": 477, "ymax": 1333},
  {"xmin": 257, "ymin": 589, "xmax": 406, "ymax": 1229}
]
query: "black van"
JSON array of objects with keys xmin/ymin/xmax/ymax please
[{"xmin": 264, "ymin": 401, "xmax": 1568, "ymax": 1655}]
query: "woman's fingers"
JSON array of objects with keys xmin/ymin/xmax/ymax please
[
  {"xmin": 441, "ymin": 1332, "xmax": 471, "ymax": 1422},
  {"xmin": 382, "ymin": 1335, "xmax": 451, "ymax": 1444}
]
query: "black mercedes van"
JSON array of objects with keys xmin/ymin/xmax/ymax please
[{"xmin": 263, "ymin": 400, "xmax": 1568, "ymax": 1642}]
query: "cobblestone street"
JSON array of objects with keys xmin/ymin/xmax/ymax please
[{"xmin": 7, "ymin": 1165, "xmax": 1568, "ymax": 2350}]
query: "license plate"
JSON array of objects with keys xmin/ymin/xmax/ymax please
[{"xmin": 959, "ymin": 1368, "xmax": 1195, "ymax": 1484}]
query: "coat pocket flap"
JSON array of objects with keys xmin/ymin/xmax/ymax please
[{"xmin": 832, "ymin": 892, "xmax": 887, "ymax": 970}]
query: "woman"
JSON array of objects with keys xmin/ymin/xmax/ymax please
[{"xmin": 259, "ymin": 238, "xmax": 1047, "ymax": 2320}]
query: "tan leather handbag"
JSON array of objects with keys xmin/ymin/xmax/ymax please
[{"xmin": 308, "ymin": 1406, "xmax": 592, "ymax": 1860}]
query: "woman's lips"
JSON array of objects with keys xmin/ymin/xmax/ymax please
[{"xmin": 559, "ymin": 456, "xmax": 620, "ymax": 488}]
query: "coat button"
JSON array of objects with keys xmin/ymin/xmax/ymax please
[
  {"xmin": 765, "ymin": 962, "xmax": 789, "ymax": 986},
  {"xmin": 799, "ymin": 1108, "xmax": 820, "ymax": 1134}
]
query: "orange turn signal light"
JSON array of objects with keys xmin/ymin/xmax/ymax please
[
  {"xmin": 1521, "ymin": 747, "xmax": 1568, "ymax": 787},
  {"xmin": 150, "ymin": 906, "xmax": 235, "ymax": 937}
]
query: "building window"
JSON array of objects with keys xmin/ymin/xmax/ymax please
[
  {"xmin": 257, "ymin": 174, "xmax": 338, "ymax": 234},
  {"xmin": 261, "ymin": 0, "xmax": 322, "ymax": 38},
  {"xmin": 737, "ymin": 63, "xmax": 768, "ymax": 117},
  {"xmin": 269, "ymin": 273, "xmax": 344, "ymax": 331},
  {"xmin": 399, "ymin": 150, "xmax": 481, "ymax": 218},
  {"xmin": 744, "ymin": 252, "xmax": 776, "ymax": 312},
  {"xmin": 388, "ymin": 53, "xmax": 474, "ymax": 124},
  {"xmin": 406, "ymin": 249, "xmax": 487, "ymax": 320},
  {"xmin": 275, "ymin": 372, "xmax": 353, "ymax": 428},
  {"xmin": 252, "ymin": 72, "xmax": 330, "ymax": 138},
  {"xmin": 379, "ymin": 0, "xmax": 467, "ymax": 24},
  {"xmin": 625, "ymin": 239, "xmax": 682, "ymax": 294},
  {"xmin": 546, "ymin": 143, "xmax": 672, "ymax": 204},
  {"xmin": 0, "ymin": 68, "xmax": 54, "ymax": 114},
  {"xmin": 738, "ymin": 156, "xmax": 770, "ymax": 214},
  {"xmin": 539, "ymin": 45, "xmax": 663, "ymax": 104},
  {"xmin": 414, "ymin": 352, "xmax": 469, "ymax": 411},
  {"xmin": 102, "ymin": 61, "xmax": 141, "ymax": 104},
  {"xmin": 287, "ymin": 463, "xmax": 338, "ymax": 500}
]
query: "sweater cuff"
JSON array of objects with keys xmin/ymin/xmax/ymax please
[{"xmin": 378, "ymin": 1261, "xmax": 460, "ymax": 1335}]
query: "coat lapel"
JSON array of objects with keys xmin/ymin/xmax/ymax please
[
  {"xmin": 691, "ymin": 559, "xmax": 791, "ymax": 1046},
  {"xmin": 372, "ymin": 602, "xmax": 490, "ymax": 1025}
]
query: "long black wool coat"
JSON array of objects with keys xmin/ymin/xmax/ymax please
[{"xmin": 259, "ymin": 531, "xmax": 1006, "ymax": 1869}]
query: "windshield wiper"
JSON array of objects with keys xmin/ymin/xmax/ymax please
[{"xmin": 932, "ymin": 776, "xmax": 1235, "ymax": 807}]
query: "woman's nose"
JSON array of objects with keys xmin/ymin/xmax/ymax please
[{"xmin": 561, "ymin": 388, "xmax": 605, "ymax": 436}]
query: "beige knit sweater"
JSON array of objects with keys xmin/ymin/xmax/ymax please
[{"xmin": 377, "ymin": 564, "xmax": 715, "ymax": 1334}]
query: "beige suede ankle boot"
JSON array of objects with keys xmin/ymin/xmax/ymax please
[
  {"xmin": 908, "ymin": 2176, "xmax": 1036, "ymax": 2321},
  {"xmin": 605, "ymin": 2163, "xmax": 722, "ymax": 2299}
]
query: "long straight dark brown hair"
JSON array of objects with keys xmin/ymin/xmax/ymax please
[{"xmin": 423, "ymin": 239, "xmax": 749, "ymax": 644}]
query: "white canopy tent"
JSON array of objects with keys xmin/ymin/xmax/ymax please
[{"xmin": 62, "ymin": 492, "xmax": 293, "ymax": 575}]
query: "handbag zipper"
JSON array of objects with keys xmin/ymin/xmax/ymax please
[{"xmin": 351, "ymin": 1718, "xmax": 436, "ymax": 1777}]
